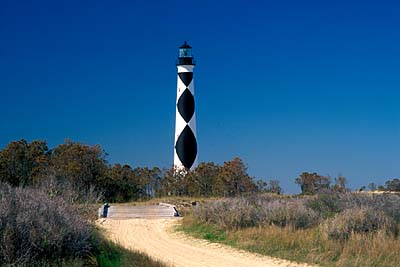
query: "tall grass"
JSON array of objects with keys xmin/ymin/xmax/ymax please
[
  {"xmin": 193, "ymin": 193, "xmax": 400, "ymax": 230},
  {"xmin": 181, "ymin": 193, "xmax": 400, "ymax": 267},
  {"xmin": 180, "ymin": 215, "xmax": 400, "ymax": 267}
]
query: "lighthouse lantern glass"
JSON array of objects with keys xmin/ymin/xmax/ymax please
[{"xmin": 179, "ymin": 48, "xmax": 192, "ymax": 58}]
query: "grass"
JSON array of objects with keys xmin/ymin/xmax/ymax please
[
  {"xmin": 179, "ymin": 215, "xmax": 400, "ymax": 267},
  {"xmin": 178, "ymin": 216, "xmax": 228, "ymax": 242}
]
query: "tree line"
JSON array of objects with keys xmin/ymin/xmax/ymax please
[
  {"xmin": 0, "ymin": 139, "xmax": 268, "ymax": 202},
  {"xmin": 1, "ymin": 139, "xmax": 398, "ymax": 201},
  {"xmin": 294, "ymin": 171, "xmax": 400, "ymax": 194}
]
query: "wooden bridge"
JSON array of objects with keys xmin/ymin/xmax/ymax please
[{"xmin": 101, "ymin": 204, "xmax": 179, "ymax": 219}]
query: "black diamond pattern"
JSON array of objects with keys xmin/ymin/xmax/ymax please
[
  {"xmin": 177, "ymin": 89, "xmax": 195, "ymax": 123},
  {"xmin": 175, "ymin": 125, "xmax": 197, "ymax": 169},
  {"xmin": 178, "ymin": 72, "xmax": 193, "ymax": 87}
]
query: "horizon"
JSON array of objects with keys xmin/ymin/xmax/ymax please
[{"xmin": 1, "ymin": 1, "xmax": 400, "ymax": 193}]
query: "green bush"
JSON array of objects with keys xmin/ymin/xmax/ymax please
[{"xmin": 306, "ymin": 193, "xmax": 342, "ymax": 217}]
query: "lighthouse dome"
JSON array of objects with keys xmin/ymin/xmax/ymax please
[{"xmin": 177, "ymin": 41, "xmax": 195, "ymax": 65}]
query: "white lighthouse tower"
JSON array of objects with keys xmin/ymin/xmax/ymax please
[{"xmin": 174, "ymin": 41, "xmax": 197, "ymax": 170}]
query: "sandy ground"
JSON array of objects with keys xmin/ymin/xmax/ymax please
[{"xmin": 99, "ymin": 218, "xmax": 318, "ymax": 267}]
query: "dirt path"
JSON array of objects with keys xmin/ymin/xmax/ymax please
[{"xmin": 99, "ymin": 218, "xmax": 317, "ymax": 267}]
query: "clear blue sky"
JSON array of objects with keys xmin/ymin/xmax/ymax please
[{"xmin": 1, "ymin": 0, "xmax": 399, "ymax": 192}]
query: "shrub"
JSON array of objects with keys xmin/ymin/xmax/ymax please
[
  {"xmin": 0, "ymin": 183, "xmax": 91, "ymax": 266},
  {"xmin": 194, "ymin": 193, "xmax": 400, "ymax": 231},
  {"xmin": 35, "ymin": 175, "xmax": 102, "ymax": 221},
  {"xmin": 321, "ymin": 207, "xmax": 398, "ymax": 241},
  {"xmin": 307, "ymin": 192, "xmax": 400, "ymax": 223},
  {"xmin": 193, "ymin": 198, "xmax": 258, "ymax": 229},
  {"xmin": 258, "ymin": 199, "xmax": 319, "ymax": 229},
  {"xmin": 368, "ymin": 193, "xmax": 400, "ymax": 223},
  {"xmin": 287, "ymin": 201, "xmax": 319, "ymax": 229},
  {"xmin": 306, "ymin": 193, "xmax": 342, "ymax": 217},
  {"xmin": 193, "ymin": 195, "xmax": 319, "ymax": 230}
]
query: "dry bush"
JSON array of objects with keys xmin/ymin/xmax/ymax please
[
  {"xmin": 193, "ymin": 195, "xmax": 318, "ymax": 230},
  {"xmin": 35, "ymin": 175, "xmax": 102, "ymax": 221},
  {"xmin": 321, "ymin": 207, "xmax": 398, "ymax": 241},
  {"xmin": 307, "ymin": 192, "xmax": 400, "ymax": 222},
  {"xmin": 193, "ymin": 198, "xmax": 258, "ymax": 229},
  {"xmin": 0, "ymin": 183, "xmax": 91, "ymax": 266},
  {"xmin": 258, "ymin": 199, "xmax": 319, "ymax": 229},
  {"xmin": 194, "ymin": 193, "xmax": 400, "ymax": 232}
]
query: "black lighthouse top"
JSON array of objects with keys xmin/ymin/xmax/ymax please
[{"xmin": 177, "ymin": 41, "xmax": 195, "ymax": 66}]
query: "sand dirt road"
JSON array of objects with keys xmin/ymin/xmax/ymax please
[{"xmin": 99, "ymin": 218, "xmax": 317, "ymax": 267}]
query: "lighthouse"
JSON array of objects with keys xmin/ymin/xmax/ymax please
[{"xmin": 174, "ymin": 41, "xmax": 197, "ymax": 170}]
